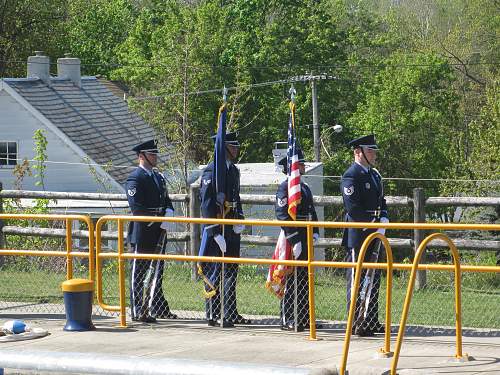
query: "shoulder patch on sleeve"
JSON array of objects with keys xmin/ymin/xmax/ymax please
[
  {"xmin": 277, "ymin": 197, "xmax": 287, "ymax": 207},
  {"xmin": 128, "ymin": 188, "xmax": 136, "ymax": 197},
  {"xmin": 202, "ymin": 178, "xmax": 211, "ymax": 185},
  {"xmin": 343, "ymin": 185, "xmax": 354, "ymax": 196}
]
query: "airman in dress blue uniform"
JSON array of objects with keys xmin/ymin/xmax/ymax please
[
  {"xmin": 126, "ymin": 139, "xmax": 177, "ymax": 323},
  {"xmin": 340, "ymin": 134, "xmax": 389, "ymax": 336},
  {"xmin": 199, "ymin": 132, "xmax": 251, "ymax": 327},
  {"xmin": 275, "ymin": 151, "xmax": 319, "ymax": 332}
]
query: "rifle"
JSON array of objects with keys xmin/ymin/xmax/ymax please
[
  {"xmin": 139, "ymin": 228, "xmax": 167, "ymax": 320},
  {"xmin": 353, "ymin": 238, "xmax": 382, "ymax": 332}
]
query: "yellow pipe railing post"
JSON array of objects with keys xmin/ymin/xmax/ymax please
[
  {"xmin": 87, "ymin": 218, "xmax": 95, "ymax": 282},
  {"xmin": 117, "ymin": 219, "xmax": 127, "ymax": 327},
  {"xmin": 339, "ymin": 233, "xmax": 393, "ymax": 375},
  {"xmin": 390, "ymin": 233, "xmax": 464, "ymax": 374},
  {"xmin": 94, "ymin": 217, "xmax": 121, "ymax": 313},
  {"xmin": 306, "ymin": 224, "xmax": 317, "ymax": 340},
  {"xmin": 65, "ymin": 218, "xmax": 73, "ymax": 280},
  {"xmin": 95, "ymin": 218, "xmax": 103, "ymax": 308},
  {"xmin": 381, "ymin": 235, "xmax": 394, "ymax": 357}
]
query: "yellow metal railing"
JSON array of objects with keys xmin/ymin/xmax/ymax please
[
  {"xmin": 1, "ymin": 212, "xmax": 499, "ymax": 374},
  {"xmin": 340, "ymin": 233, "xmax": 394, "ymax": 375},
  {"xmin": 95, "ymin": 215, "xmax": 312, "ymax": 328},
  {"xmin": 390, "ymin": 233, "xmax": 464, "ymax": 375},
  {"xmin": 0, "ymin": 213, "xmax": 95, "ymax": 280},
  {"xmin": 93, "ymin": 215, "xmax": 500, "ymax": 373}
]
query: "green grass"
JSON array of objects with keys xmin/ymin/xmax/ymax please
[{"xmin": 1, "ymin": 263, "xmax": 498, "ymax": 329}]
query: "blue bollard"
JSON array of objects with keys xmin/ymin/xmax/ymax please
[{"xmin": 61, "ymin": 279, "xmax": 95, "ymax": 331}]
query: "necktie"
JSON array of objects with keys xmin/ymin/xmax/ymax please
[
  {"xmin": 151, "ymin": 172, "xmax": 160, "ymax": 190},
  {"xmin": 369, "ymin": 168, "xmax": 380, "ymax": 191}
]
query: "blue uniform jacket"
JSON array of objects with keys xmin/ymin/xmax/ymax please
[
  {"xmin": 199, "ymin": 161, "xmax": 244, "ymax": 257},
  {"xmin": 275, "ymin": 180, "xmax": 319, "ymax": 260},
  {"xmin": 126, "ymin": 167, "xmax": 174, "ymax": 252},
  {"xmin": 340, "ymin": 162, "xmax": 388, "ymax": 249}
]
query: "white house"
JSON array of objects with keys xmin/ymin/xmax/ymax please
[{"xmin": 0, "ymin": 52, "xmax": 158, "ymax": 193}]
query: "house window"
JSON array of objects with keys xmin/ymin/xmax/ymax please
[{"xmin": 0, "ymin": 141, "xmax": 18, "ymax": 167}]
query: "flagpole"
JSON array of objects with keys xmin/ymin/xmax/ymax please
[
  {"xmin": 219, "ymin": 86, "xmax": 228, "ymax": 327},
  {"xmin": 289, "ymin": 85, "xmax": 299, "ymax": 332}
]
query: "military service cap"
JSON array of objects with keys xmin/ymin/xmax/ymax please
[
  {"xmin": 132, "ymin": 139, "xmax": 159, "ymax": 154},
  {"xmin": 347, "ymin": 134, "xmax": 379, "ymax": 150}
]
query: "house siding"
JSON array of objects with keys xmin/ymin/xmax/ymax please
[{"xmin": 0, "ymin": 91, "xmax": 124, "ymax": 193}]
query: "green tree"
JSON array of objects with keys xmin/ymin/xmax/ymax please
[
  {"xmin": 0, "ymin": 0, "xmax": 67, "ymax": 77},
  {"xmin": 113, "ymin": 0, "xmax": 381, "ymax": 168},
  {"xmin": 64, "ymin": 0, "xmax": 135, "ymax": 77},
  {"xmin": 32, "ymin": 129, "xmax": 48, "ymax": 190},
  {"xmin": 347, "ymin": 53, "xmax": 459, "ymax": 196}
]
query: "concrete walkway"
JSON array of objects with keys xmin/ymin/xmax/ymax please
[{"xmin": 0, "ymin": 313, "xmax": 499, "ymax": 374}]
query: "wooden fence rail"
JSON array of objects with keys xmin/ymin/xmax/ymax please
[{"xmin": 1, "ymin": 183, "xmax": 499, "ymax": 255}]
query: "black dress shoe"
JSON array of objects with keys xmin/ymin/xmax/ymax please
[
  {"xmin": 355, "ymin": 326, "xmax": 375, "ymax": 337},
  {"xmin": 207, "ymin": 319, "xmax": 217, "ymax": 327},
  {"xmin": 156, "ymin": 311, "xmax": 178, "ymax": 319},
  {"xmin": 304, "ymin": 322, "xmax": 323, "ymax": 329},
  {"xmin": 371, "ymin": 322, "xmax": 385, "ymax": 333},
  {"xmin": 134, "ymin": 315, "xmax": 157, "ymax": 323},
  {"xmin": 230, "ymin": 314, "xmax": 252, "ymax": 325},
  {"xmin": 280, "ymin": 322, "xmax": 304, "ymax": 332},
  {"xmin": 217, "ymin": 319, "xmax": 234, "ymax": 328}
]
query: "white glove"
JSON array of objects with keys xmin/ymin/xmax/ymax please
[
  {"xmin": 377, "ymin": 217, "xmax": 389, "ymax": 235},
  {"xmin": 292, "ymin": 242, "xmax": 302, "ymax": 259},
  {"xmin": 233, "ymin": 224, "xmax": 245, "ymax": 234},
  {"xmin": 160, "ymin": 209, "xmax": 175, "ymax": 231},
  {"xmin": 313, "ymin": 233, "xmax": 320, "ymax": 243},
  {"xmin": 214, "ymin": 234, "xmax": 227, "ymax": 253}
]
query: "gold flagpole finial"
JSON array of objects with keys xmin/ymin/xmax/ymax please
[
  {"xmin": 222, "ymin": 85, "xmax": 228, "ymax": 103},
  {"xmin": 289, "ymin": 84, "xmax": 296, "ymax": 103}
]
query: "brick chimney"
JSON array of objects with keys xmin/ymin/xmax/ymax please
[
  {"xmin": 57, "ymin": 54, "xmax": 81, "ymax": 88},
  {"xmin": 27, "ymin": 51, "xmax": 50, "ymax": 84}
]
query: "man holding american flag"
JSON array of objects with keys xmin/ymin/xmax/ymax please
[{"xmin": 273, "ymin": 101, "xmax": 319, "ymax": 331}]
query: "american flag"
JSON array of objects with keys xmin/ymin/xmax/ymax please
[{"xmin": 287, "ymin": 101, "xmax": 301, "ymax": 220}]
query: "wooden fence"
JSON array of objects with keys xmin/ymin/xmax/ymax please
[{"xmin": 1, "ymin": 182, "xmax": 499, "ymax": 256}]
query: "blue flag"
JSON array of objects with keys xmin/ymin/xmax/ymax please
[
  {"xmin": 197, "ymin": 103, "xmax": 227, "ymax": 299},
  {"xmin": 214, "ymin": 104, "xmax": 227, "ymax": 214}
]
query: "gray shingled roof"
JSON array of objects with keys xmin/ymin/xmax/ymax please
[{"xmin": 5, "ymin": 77, "xmax": 156, "ymax": 184}]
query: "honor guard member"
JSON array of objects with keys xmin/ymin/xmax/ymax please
[
  {"xmin": 275, "ymin": 151, "xmax": 319, "ymax": 331},
  {"xmin": 199, "ymin": 132, "xmax": 251, "ymax": 327},
  {"xmin": 126, "ymin": 139, "xmax": 178, "ymax": 323},
  {"xmin": 340, "ymin": 134, "xmax": 389, "ymax": 336}
]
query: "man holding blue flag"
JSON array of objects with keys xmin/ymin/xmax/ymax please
[{"xmin": 198, "ymin": 104, "xmax": 251, "ymax": 328}]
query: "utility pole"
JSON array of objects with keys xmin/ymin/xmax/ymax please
[
  {"xmin": 289, "ymin": 73, "xmax": 336, "ymax": 162},
  {"xmin": 311, "ymin": 76, "xmax": 320, "ymax": 161}
]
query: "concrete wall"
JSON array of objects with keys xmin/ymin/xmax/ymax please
[{"xmin": 0, "ymin": 91, "xmax": 122, "ymax": 193}]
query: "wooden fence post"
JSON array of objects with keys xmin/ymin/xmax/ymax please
[
  {"xmin": 413, "ymin": 188, "xmax": 427, "ymax": 289},
  {"xmin": 189, "ymin": 182, "xmax": 201, "ymax": 280}
]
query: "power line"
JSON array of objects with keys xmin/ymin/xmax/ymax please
[
  {"xmin": 3, "ymin": 157, "xmax": 499, "ymax": 184},
  {"xmin": 129, "ymin": 77, "xmax": 308, "ymax": 101}
]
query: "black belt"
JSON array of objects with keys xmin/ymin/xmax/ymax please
[{"xmin": 147, "ymin": 207, "xmax": 166, "ymax": 216}]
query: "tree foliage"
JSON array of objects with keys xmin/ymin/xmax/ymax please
[
  {"xmin": 2, "ymin": 0, "xmax": 498, "ymax": 197},
  {"xmin": 0, "ymin": 0, "xmax": 67, "ymax": 77}
]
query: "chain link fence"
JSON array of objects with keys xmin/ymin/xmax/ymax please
[
  {"xmin": 0, "ymin": 197, "xmax": 499, "ymax": 331},
  {"xmin": 2, "ymin": 241, "xmax": 498, "ymax": 331}
]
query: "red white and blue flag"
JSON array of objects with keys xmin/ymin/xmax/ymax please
[{"xmin": 287, "ymin": 101, "xmax": 301, "ymax": 220}]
